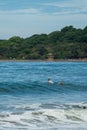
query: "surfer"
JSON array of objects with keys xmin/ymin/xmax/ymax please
[
  {"xmin": 48, "ymin": 78, "xmax": 54, "ymax": 84},
  {"xmin": 58, "ymin": 81, "xmax": 64, "ymax": 85}
]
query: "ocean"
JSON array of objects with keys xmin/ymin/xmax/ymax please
[{"xmin": 0, "ymin": 61, "xmax": 87, "ymax": 130}]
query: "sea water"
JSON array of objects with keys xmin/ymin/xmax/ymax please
[{"xmin": 0, "ymin": 61, "xmax": 87, "ymax": 130}]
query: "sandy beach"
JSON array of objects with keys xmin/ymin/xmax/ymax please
[{"xmin": 0, "ymin": 58, "xmax": 87, "ymax": 62}]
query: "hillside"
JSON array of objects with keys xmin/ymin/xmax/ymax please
[{"xmin": 0, "ymin": 26, "xmax": 87, "ymax": 60}]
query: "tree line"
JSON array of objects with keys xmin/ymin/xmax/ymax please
[{"xmin": 0, "ymin": 25, "xmax": 87, "ymax": 60}]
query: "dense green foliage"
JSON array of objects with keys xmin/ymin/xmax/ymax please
[{"xmin": 0, "ymin": 26, "xmax": 87, "ymax": 60}]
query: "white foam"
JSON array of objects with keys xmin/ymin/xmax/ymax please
[{"xmin": 0, "ymin": 103, "xmax": 87, "ymax": 129}]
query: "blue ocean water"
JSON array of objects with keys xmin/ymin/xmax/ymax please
[{"xmin": 0, "ymin": 61, "xmax": 87, "ymax": 130}]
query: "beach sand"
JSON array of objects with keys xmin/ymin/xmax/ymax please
[{"xmin": 0, "ymin": 58, "xmax": 87, "ymax": 62}]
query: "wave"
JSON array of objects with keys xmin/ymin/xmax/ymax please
[
  {"xmin": 0, "ymin": 81, "xmax": 87, "ymax": 95},
  {"xmin": 0, "ymin": 102, "xmax": 87, "ymax": 129}
]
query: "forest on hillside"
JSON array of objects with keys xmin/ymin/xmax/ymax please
[{"xmin": 0, "ymin": 25, "xmax": 87, "ymax": 60}]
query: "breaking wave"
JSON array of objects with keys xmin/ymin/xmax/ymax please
[{"xmin": 0, "ymin": 102, "xmax": 87, "ymax": 129}]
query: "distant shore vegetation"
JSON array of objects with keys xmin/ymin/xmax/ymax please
[{"xmin": 0, "ymin": 25, "xmax": 87, "ymax": 60}]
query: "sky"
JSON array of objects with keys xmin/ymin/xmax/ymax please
[{"xmin": 0, "ymin": 0, "xmax": 87, "ymax": 39}]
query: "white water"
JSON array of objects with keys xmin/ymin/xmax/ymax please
[{"xmin": 0, "ymin": 102, "xmax": 87, "ymax": 130}]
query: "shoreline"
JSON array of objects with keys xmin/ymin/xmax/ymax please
[{"xmin": 0, "ymin": 58, "xmax": 87, "ymax": 62}]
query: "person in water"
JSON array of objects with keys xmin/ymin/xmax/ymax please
[
  {"xmin": 58, "ymin": 81, "xmax": 64, "ymax": 85},
  {"xmin": 48, "ymin": 78, "xmax": 54, "ymax": 84},
  {"xmin": 48, "ymin": 78, "xmax": 63, "ymax": 85}
]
